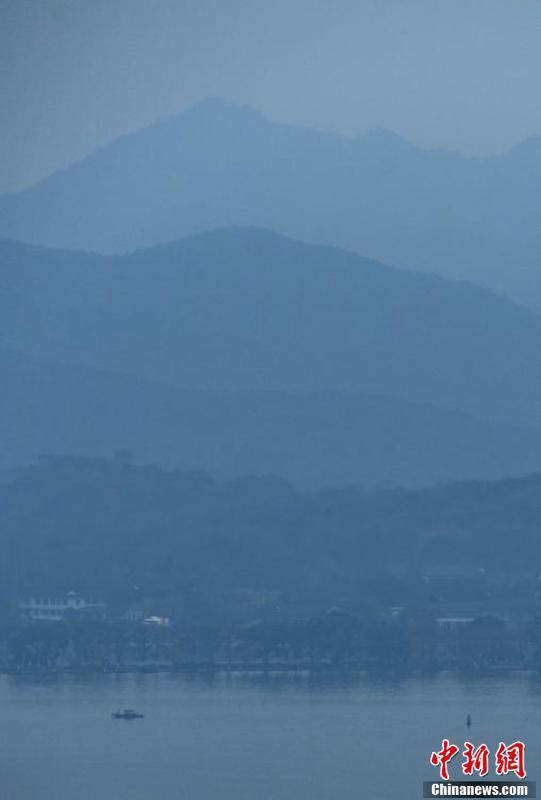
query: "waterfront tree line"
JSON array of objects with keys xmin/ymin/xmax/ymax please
[{"xmin": 2, "ymin": 610, "xmax": 541, "ymax": 675}]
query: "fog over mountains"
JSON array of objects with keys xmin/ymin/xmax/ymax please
[
  {"xmin": 3, "ymin": 228, "xmax": 541, "ymax": 427},
  {"xmin": 2, "ymin": 227, "xmax": 541, "ymax": 488},
  {"xmin": 4, "ymin": 349, "xmax": 541, "ymax": 489},
  {"xmin": 2, "ymin": 101, "xmax": 541, "ymax": 491},
  {"xmin": 1, "ymin": 99, "xmax": 540, "ymax": 307}
]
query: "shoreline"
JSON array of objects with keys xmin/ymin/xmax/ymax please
[{"xmin": 1, "ymin": 663, "xmax": 537, "ymax": 678}]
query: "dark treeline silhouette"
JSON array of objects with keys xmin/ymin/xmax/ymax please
[
  {"xmin": 3, "ymin": 455, "xmax": 541, "ymax": 629},
  {"xmin": 2, "ymin": 609, "xmax": 539, "ymax": 675}
]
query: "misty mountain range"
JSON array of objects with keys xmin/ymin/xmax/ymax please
[
  {"xmin": 4, "ymin": 348, "xmax": 541, "ymax": 489},
  {"xmin": 1, "ymin": 86, "xmax": 541, "ymax": 639},
  {"xmin": 2, "ymin": 100, "xmax": 541, "ymax": 493},
  {"xmin": 1, "ymin": 98, "xmax": 540, "ymax": 307},
  {"xmin": 3, "ymin": 227, "xmax": 541, "ymax": 427},
  {"xmin": 2, "ymin": 226, "xmax": 541, "ymax": 488}
]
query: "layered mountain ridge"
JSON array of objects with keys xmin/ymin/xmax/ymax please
[{"xmin": 1, "ymin": 98, "xmax": 541, "ymax": 306}]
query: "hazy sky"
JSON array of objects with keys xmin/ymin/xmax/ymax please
[{"xmin": 2, "ymin": 0, "xmax": 541, "ymax": 191}]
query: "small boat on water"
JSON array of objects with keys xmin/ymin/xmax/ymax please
[{"xmin": 112, "ymin": 709, "xmax": 144, "ymax": 720}]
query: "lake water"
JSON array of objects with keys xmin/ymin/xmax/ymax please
[{"xmin": 1, "ymin": 671, "xmax": 539, "ymax": 799}]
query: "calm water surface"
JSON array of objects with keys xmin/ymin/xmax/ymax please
[{"xmin": 1, "ymin": 671, "xmax": 539, "ymax": 799}]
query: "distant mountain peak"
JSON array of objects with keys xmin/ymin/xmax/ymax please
[
  {"xmin": 187, "ymin": 96, "xmax": 259, "ymax": 115},
  {"xmin": 359, "ymin": 126, "xmax": 418, "ymax": 153},
  {"xmin": 2, "ymin": 98, "xmax": 541, "ymax": 308},
  {"xmin": 167, "ymin": 96, "xmax": 264, "ymax": 129}
]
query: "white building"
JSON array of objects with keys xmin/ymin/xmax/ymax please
[
  {"xmin": 19, "ymin": 591, "xmax": 106, "ymax": 622},
  {"xmin": 143, "ymin": 615, "xmax": 170, "ymax": 627}
]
